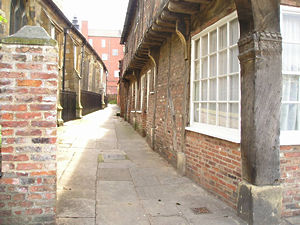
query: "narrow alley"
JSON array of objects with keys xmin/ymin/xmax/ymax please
[{"xmin": 56, "ymin": 105, "xmax": 248, "ymax": 225}]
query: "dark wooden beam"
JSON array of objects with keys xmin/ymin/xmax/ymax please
[
  {"xmin": 161, "ymin": 9, "xmax": 181, "ymax": 21},
  {"xmin": 183, "ymin": 0, "xmax": 211, "ymax": 4},
  {"xmin": 156, "ymin": 17, "xmax": 176, "ymax": 28},
  {"xmin": 152, "ymin": 23, "xmax": 174, "ymax": 33},
  {"xmin": 168, "ymin": 1, "xmax": 200, "ymax": 14}
]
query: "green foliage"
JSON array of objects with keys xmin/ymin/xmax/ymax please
[
  {"xmin": 0, "ymin": 15, "xmax": 7, "ymax": 23},
  {"xmin": 109, "ymin": 99, "xmax": 117, "ymax": 104}
]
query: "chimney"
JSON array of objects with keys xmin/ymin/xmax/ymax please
[
  {"xmin": 72, "ymin": 17, "xmax": 80, "ymax": 30},
  {"xmin": 81, "ymin": 21, "xmax": 89, "ymax": 39}
]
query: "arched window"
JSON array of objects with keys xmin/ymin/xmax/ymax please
[{"xmin": 10, "ymin": 0, "xmax": 27, "ymax": 35}]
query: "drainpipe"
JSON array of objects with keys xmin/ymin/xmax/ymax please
[{"xmin": 62, "ymin": 28, "xmax": 69, "ymax": 91}]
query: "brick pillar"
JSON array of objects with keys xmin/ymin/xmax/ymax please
[{"xmin": 0, "ymin": 26, "xmax": 58, "ymax": 225}]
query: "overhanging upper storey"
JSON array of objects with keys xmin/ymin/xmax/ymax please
[{"xmin": 120, "ymin": 0, "xmax": 213, "ymax": 78}]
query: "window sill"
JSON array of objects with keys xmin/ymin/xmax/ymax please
[
  {"xmin": 186, "ymin": 124, "xmax": 240, "ymax": 143},
  {"xmin": 280, "ymin": 131, "xmax": 300, "ymax": 145},
  {"xmin": 136, "ymin": 111, "xmax": 142, "ymax": 114},
  {"xmin": 150, "ymin": 92, "xmax": 155, "ymax": 95}
]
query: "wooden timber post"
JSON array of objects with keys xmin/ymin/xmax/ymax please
[{"xmin": 234, "ymin": 0, "xmax": 283, "ymax": 224}]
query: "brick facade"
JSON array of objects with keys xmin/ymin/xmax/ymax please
[
  {"xmin": 119, "ymin": 0, "xmax": 300, "ymax": 219},
  {"xmin": 81, "ymin": 22, "xmax": 124, "ymax": 100},
  {"xmin": 0, "ymin": 27, "xmax": 58, "ymax": 225}
]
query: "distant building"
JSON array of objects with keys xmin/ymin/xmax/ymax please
[{"xmin": 82, "ymin": 21, "xmax": 124, "ymax": 101}]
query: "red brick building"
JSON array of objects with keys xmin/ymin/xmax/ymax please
[{"xmin": 82, "ymin": 21, "xmax": 124, "ymax": 101}]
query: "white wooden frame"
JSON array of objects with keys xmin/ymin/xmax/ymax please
[{"xmin": 187, "ymin": 11, "xmax": 241, "ymax": 143}]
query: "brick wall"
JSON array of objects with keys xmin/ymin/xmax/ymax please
[
  {"xmin": 185, "ymin": 131, "xmax": 242, "ymax": 208},
  {"xmin": 280, "ymin": 146, "xmax": 300, "ymax": 217},
  {"xmin": 0, "ymin": 28, "xmax": 58, "ymax": 225}
]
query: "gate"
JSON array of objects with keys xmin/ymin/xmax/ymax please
[
  {"xmin": 81, "ymin": 90, "xmax": 102, "ymax": 115},
  {"xmin": 61, "ymin": 90, "xmax": 77, "ymax": 122}
]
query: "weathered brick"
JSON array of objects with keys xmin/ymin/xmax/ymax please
[
  {"xmin": 13, "ymin": 54, "xmax": 27, "ymax": 62},
  {"xmin": 1, "ymin": 113, "xmax": 14, "ymax": 120},
  {"xmin": 2, "ymin": 129, "xmax": 14, "ymax": 136},
  {"xmin": 30, "ymin": 185, "xmax": 55, "ymax": 192},
  {"xmin": 32, "ymin": 138, "xmax": 51, "ymax": 144},
  {"xmin": 30, "ymin": 104, "xmax": 56, "ymax": 111},
  {"xmin": 16, "ymin": 63, "xmax": 42, "ymax": 70},
  {"xmin": 12, "ymin": 194, "xmax": 25, "ymax": 201},
  {"xmin": 16, "ymin": 47, "xmax": 42, "ymax": 54},
  {"xmin": 2, "ymin": 154, "xmax": 29, "ymax": 161},
  {"xmin": 16, "ymin": 146, "xmax": 42, "ymax": 153},
  {"xmin": 16, "ymin": 163, "xmax": 43, "ymax": 170},
  {"xmin": 31, "ymin": 72, "xmax": 57, "ymax": 79},
  {"xmin": 31, "ymin": 121, "xmax": 56, "ymax": 128},
  {"xmin": 1, "ymin": 146, "xmax": 14, "ymax": 153},
  {"xmin": 0, "ymin": 105, "xmax": 27, "ymax": 111},
  {"xmin": 28, "ymin": 194, "xmax": 42, "ymax": 200},
  {"xmin": 0, "ymin": 63, "xmax": 12, "ymax": 69},
  {"xmin": 47, "ymin": 64, "xmax": 58, "ymax": 71},
  {"xmin": 16, "ymin": 112, "xmax": 42, "ymax": 120},
  {"xmin": 1, "ymin": 121, "xmax": 28, "ymax": 128},
  {"xmin": 17, "ymin": 80, "xmax": 42, "ymax": 87},
  {"xmin": 0, "ymin": 194, "xmax": 11, "ymax": 200},
  {"xmin": 16, "ymin": 129, "xmax": 42, "ymax": 136},
  {"xmin": 26, "ymin": 208, "xmax": 43, "ymax": 215}
]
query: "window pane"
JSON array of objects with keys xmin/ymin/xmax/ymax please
[
  {"xmin": 195, "ymin": 60, "xmax": 200, "ymax": 80},
  {"xmin": 229, "ymin": 74, "xmax": 239, "ymax": 101},
  {"xmin": 281, "ymin": 104, "xmax": 300, "ymax": 130},
  {"xmin": 210, "ymin": 54, "xmax": 217, "ymax": 77},
  {"xmin": 230, "ymin": 19, "xmax": 239, "ymax": 45},
  {"xmin": 219, "ymin": 50, "xmax": 227, "ymax": 75},
  {"xmin": 230, "ymin": 46, "xmax": 239, "ymax": 73},
  {"xmin": 218, "ymin": 103, "xmax": 227, "ymax": 127},
  {"xmin": 282, "ymin": 75, "xmax": 299, "ymax": 102},
  {"xmin": 202, "ymin": 57, "xmax": 208, "ymax": 78},
  {"xmin": 210, "ymin": 30, "xmax": 217, "ymax": 53},
  {"xmin": 201, "ymin": 103, "xmax": 207, "ymax": 123},
  {"xmin": 209, "ymin": 78, "xmax": 217, "ymax": 100},
  {"xmin": 219, "ymin": 24, "xmax": 227, "ymax": 49},
  {"xmin": 283, "ymin": 43, "xmax": 300, "ymax": 72},
  {"xmin": 201, "ymin": 80, "xmax": 208, "ymax": 101},
  {"xmin": 194, "ymin": 81, "xmax": 200, "ymax": 101},
  {"xmin": 282, "ymin": 14, "xmax": 300, "ymax": 43},
  {"xmin": 194, "ymin": 103, "xmax": 200, "ymax": 122},
  {"xmin": 202, "ymin": 35, "xmax": 208, "ymax": 56},
  {"xmin": 195, "ymin": 39, "xmax": 200, "ymax": 59},
  {"xmin": 229, "ymin": 103, "xmax": 239, "ymax": 129},
  {"xmin": 218, "ymin": 77, "xmax": 227, "ymax": 101},
  {"xmin": 208, "ymin": 103, "xmax": 216, "ymax": 125}
]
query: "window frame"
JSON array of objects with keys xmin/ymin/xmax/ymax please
[
  {"xmin": 112, "ymin": 49, "xmax": 119, "ymax": 56},
  {"xmin": 146, "ymin": 70, "xmax": 151, "ymax": 110},
  {"xmin": 280, "ymin": 5, "xmax": 300, "ymax": 145},
  {"xmin": 102, "ymin": 53, "xmax": 108, "ymax": 61},
  {"xmin": 140, "ymin": 74, "xmax": 145, "ymax": 111},
  {"xmin": 101, "ymin": 39, "xmax": 106, "ymax": 48},
  {"xmin": 114, "ymin": 70, "xmax": 120, "ymax": 78},
  {"xmin": 186, "ymin": 11, "xmax": 241, "ymax": 143}
]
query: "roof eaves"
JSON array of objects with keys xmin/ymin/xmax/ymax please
[
  {"xmin": 120, "ymin": 0, "xmax": 136, "ymax": 44},
  {"xmin": 42, "ymin": 0, "xmax": 108, "ymax": 72}
]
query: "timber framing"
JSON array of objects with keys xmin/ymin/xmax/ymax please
[{"xmin": 120, "ymin": 0, "xmax": 214, "ymax": 78}]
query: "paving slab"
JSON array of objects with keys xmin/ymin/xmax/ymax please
[
  {"xmin": 57, "ymin": 218, "xmax": 95, "ymax": 225},
  {"xmin": 149, "ymin": 215, "xmax": 189, "ymax": 225},
  {"xmin": 97, "ymin": 181, "xmax": 139, "ymax": 204},
  {"xmin": 57, "ymin": 198, "xmax": 95, "ymax": 218},
  {"xmin": 96, "ymin": 203, "xmax": 150, "ymax": 225},
  {"xmin": 97, "ymin": 168, "xmax": 132, "ymax": 181}
]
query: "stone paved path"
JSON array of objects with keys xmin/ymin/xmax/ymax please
[{"xmin": 56, "ymin": 105, "xmax": 295, "ymax": 225}]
